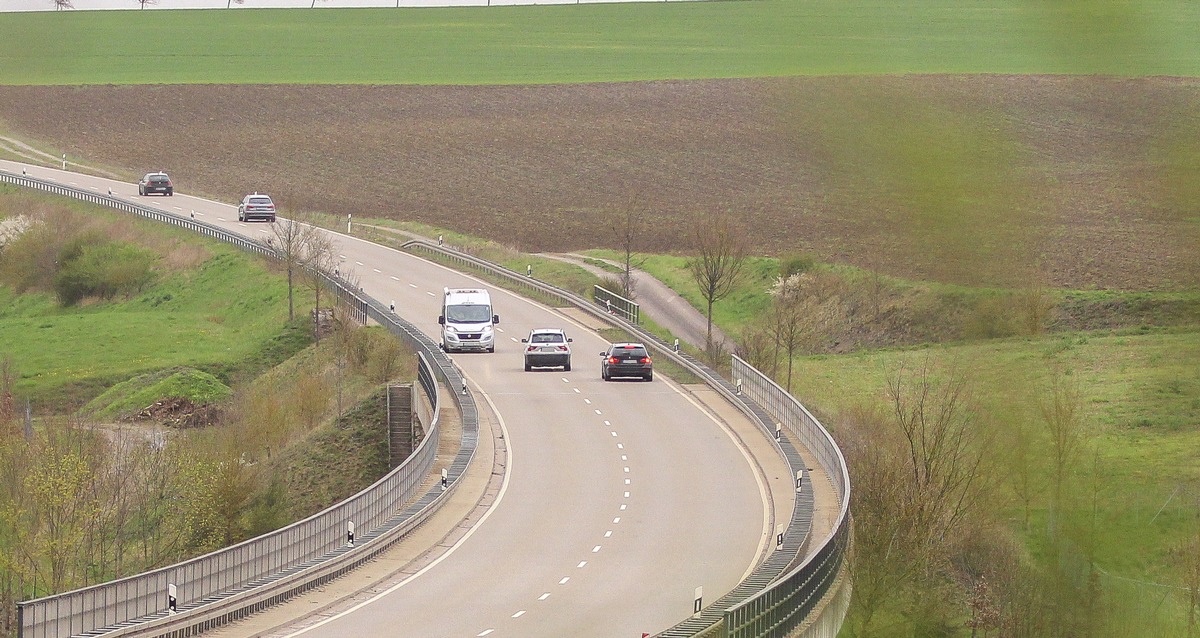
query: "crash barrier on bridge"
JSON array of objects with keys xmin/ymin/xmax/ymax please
[
  {"xmin": 723, "ymin": 356, "xmax": 851, "ymax": 638},
  {"xmin": 0, "ymin": 169, "xmax": 480, "ymax": 638},
  {"xmin": 402, "ymin": 240, "xmax": 850, "ymax": 638}
]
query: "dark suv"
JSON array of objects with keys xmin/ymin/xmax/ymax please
[
  {"xmin": 238, "ymin": 193, "xmax": 276, "ymax": 222},
  {"xmin": 138, "ymin": 172, "xmax": 173, "ymax": 196},
  {"xmin": 600, "ymin": 343, "xmax": 653, "ymax": 381}
]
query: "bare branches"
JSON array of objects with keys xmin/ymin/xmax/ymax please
[
  {"xmin": 268, "ymin": 214, "xmax": 324, "ymax": 322},
  {"xmin": 606, "ymin": 203, "xmax": 645, "ymax": 299},
  {"xmin": 687, "ymin": 212, "xmax": 747, "ymax": 354}
]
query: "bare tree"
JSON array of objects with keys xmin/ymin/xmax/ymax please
[
  {"xmin": 687, "ymin": 213, "xmax": 747, "ymax": 354},
  {"xmin": 268, "ymin": 215, "xmax": 322, "ymax": 322},
  {"xmin": 607, "ymin": 204, "xmax": 645, "ymax": 299},
  {"xmin": 1040, "ymin": 362, "xmax": 1086, "ymax": 525},
  {"xmin": 300, "ymin": 230, "xmax": 337, "ymax": 343},
  {"xmin": 845, "ymin": 357, "xmax": 995, "ymax": 636},
  {"xmin": 135, "ymin": 0, "xmax": 157, "ymax": 8},
  {"xmin": 768, "ymin": 275, "xmax": 806, "ymax": 392},
  {"xmin": 53, "ymin": 0, "xmax": 73, "ymax": 9}
]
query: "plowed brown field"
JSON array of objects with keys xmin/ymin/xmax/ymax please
[{"xmin": 1, "ymin": 76, "xmax": 1196, "ymax": 291}]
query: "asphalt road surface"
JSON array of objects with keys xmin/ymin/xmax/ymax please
[{"xmin": 2, "ymin": 160, "xmax": 795, "ymax": 638}]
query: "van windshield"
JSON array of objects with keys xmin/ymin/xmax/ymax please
[{"xmin": 445, "ymin": 304, "xmax": 492, "ymax": 324}]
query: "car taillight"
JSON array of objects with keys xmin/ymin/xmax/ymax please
[
  {"xmin": 526, "ymin": 346, "xmax": 537, "ymax": 352},
  {"xmin": 640, "ymin": 357, "xmax": 652, "ymax": 364},
  {"xmin": 608, "ymin": 357, "xmax": 620, "ymax": 365},
  {"xmin": 557, "ymin": 346, "xmax": 569, "ymax": 351}
]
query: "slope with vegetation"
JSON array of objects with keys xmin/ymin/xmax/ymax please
[{"xmin": 0, "ymin": 190, "xmax": 417, "ymax": 637}]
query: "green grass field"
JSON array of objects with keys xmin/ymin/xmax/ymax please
[
  {"xmin": 1, "ymin": 0, "xmax": 1199, "ymax": 85},
  {"xmin": 0, "ymin": 202, "xmax": 293, "ymax": 409}
]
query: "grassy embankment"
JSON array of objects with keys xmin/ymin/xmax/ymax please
[{"xmin": 0, "ymin": 188, "xmax": 408, "ymax": 613}]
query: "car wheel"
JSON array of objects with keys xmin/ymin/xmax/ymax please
[
  {"xmin": 602, "ymin": 369, "xmax": 609, "ymax": 381},
  {"xmin": 564, "ymin": 360, "xmax": 572, "ymax": 372},
  {"xmin": 487, "ymin": 346, "xmax": 495, "ymax": 353},
  {"xmin": 138, "ymin": 187, "xmax": 144, "ymax": 196},
  {"xmin": 645, "ymin": 372, "xmax": 653, "ymax": 382},
  {"xmin": 168, "ymin": 191, "xmax": 173, "ymax": 197},
  {"xmin": 524, "ymin": 360, "xmax": 532, "ymax": 372}
]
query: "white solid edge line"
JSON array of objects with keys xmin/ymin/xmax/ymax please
[
  {"xmin": 284, "ymin": 379, "xmax": 513, "ymax": 637},
  {"xmin": 4, "ymin": 160, "xmax": 776, "ymax": 603},
  {"xmin": 673, "ymin": 387, "xmax": 774, "ymax": 584}
]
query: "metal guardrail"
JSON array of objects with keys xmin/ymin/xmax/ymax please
[
  {"xmin": 401, "ymin": 239, "xmax": 849, "ymax": 638},
  {"xmin": 725, "ymin": 356, "xmax": 851, "ymax": 638},
  {"xmin": 592, "ymin": 284, "xmax": 640, "ymax": 324},
  {"xmin": 0, "ymin": 169, "xmax": 480, "ymax": 638}
]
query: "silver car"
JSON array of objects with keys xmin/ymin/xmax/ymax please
[
  {"xmin": 238, "ymin": 193, "xmax": 276, "ymax": 222},
  {"xmin": 522, "ymin": 328, "xmax": 572, "ymax": 371}
]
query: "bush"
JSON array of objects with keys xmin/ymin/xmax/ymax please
[
  {"xmin": 778, "ymin": 253, "xmax": 816, "ymax": 278},
  {"xmin": 54, "ymin": 237, "xmax": 158, "ymax": 305}
]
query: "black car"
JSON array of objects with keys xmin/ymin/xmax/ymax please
[
  {"xmin": 138, "ymin": 172, "xmax": 173, "ymax": 196},
  {"xmin": 600, "ymin": 343, "xmax": 653, "ymax": 381}
]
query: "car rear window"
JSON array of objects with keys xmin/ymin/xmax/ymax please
[
  {"xmin": 532, "ymin": 334, "xmax": 562, "ymax": 343},
  {"xmin": 612, "ymin": 347, "xmax": 647, "ymax": 358},
  {"xmin": 249, "ymin": 197, "xmax": 273, "ymax": 205}
]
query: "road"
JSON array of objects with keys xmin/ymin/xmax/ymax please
[{"xmin": 1, "ymin": 160, "xmax": 795, "ymax": 638}]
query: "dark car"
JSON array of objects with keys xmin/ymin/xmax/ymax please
[
  {"xmin": 600, "ymin": 343, "xmax": 653, "ymax": 381},
  {"xmin": 138, "ymin": 172, "xmax": 173, "ymax": 196},
  {"xmin": 238, "ymin": 193, "xmax": 276, "ymax": 222}
]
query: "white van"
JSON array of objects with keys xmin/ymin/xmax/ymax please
[{"xmin": 438, "ymin": 287, "xmax": 499, "ymax": 353}]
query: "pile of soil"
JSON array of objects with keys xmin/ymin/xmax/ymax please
[{"xmin": 130, "ymin": 396, "xmax": 220, "ymax": 429}]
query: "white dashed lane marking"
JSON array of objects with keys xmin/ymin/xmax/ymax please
[{"xmin": 539, "ymin": 593, "xmax": 550, "ymax": 601}]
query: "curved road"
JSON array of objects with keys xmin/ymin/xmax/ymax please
[{"xmin": 1, "ymin": 160, "xmax": 793, "ymax": 637}]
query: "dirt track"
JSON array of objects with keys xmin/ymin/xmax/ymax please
[{"xmin": 0, "ymin": 76, "xmax": 1196, "ymax": 291}]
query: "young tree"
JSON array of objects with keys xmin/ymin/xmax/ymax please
[
  {"xmin": 846, "ymin": 357, "xmax": 996, "ymax": 636},
  {"xmin": 687, "ymin": 213, "xmax": 747, "ymax": 355},
  {"xmin": 301, "ymin": 230, "xmax": 337, "ymax": 343},
  {"xmin": 606, "ymin": 204, "xmax": 646, "ymax": 299},
  {"xmin": 1040, "ymin": 362, "xmax": 1086, "ymax": 527},
  {"xmin": 268, "ymin": 215, "xmax": 322, "ymax": 322},
  {"xmin": 135, "ymin": 0, "xmax": 157, "ymax": 7}
]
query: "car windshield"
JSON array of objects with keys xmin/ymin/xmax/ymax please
[
  {"xmin": 445, "ymin": 304, "xmax": 492, "ymax": 324},
  {"xmin": 532, "ymin": 333, "xmax": 562, "ymax": 344}
]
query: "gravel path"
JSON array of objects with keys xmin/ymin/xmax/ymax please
[{"xmin": 540, "ymin": 252, "xmax": 733, "ymax": 352}]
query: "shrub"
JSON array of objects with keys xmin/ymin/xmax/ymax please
[
  {"xmin": 54, "ymin": 238, "xmax": 158, "ymax": 305},
  {"xmin": 778, "ymin": 253, "xmax": 816, "ymax": 278}
]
